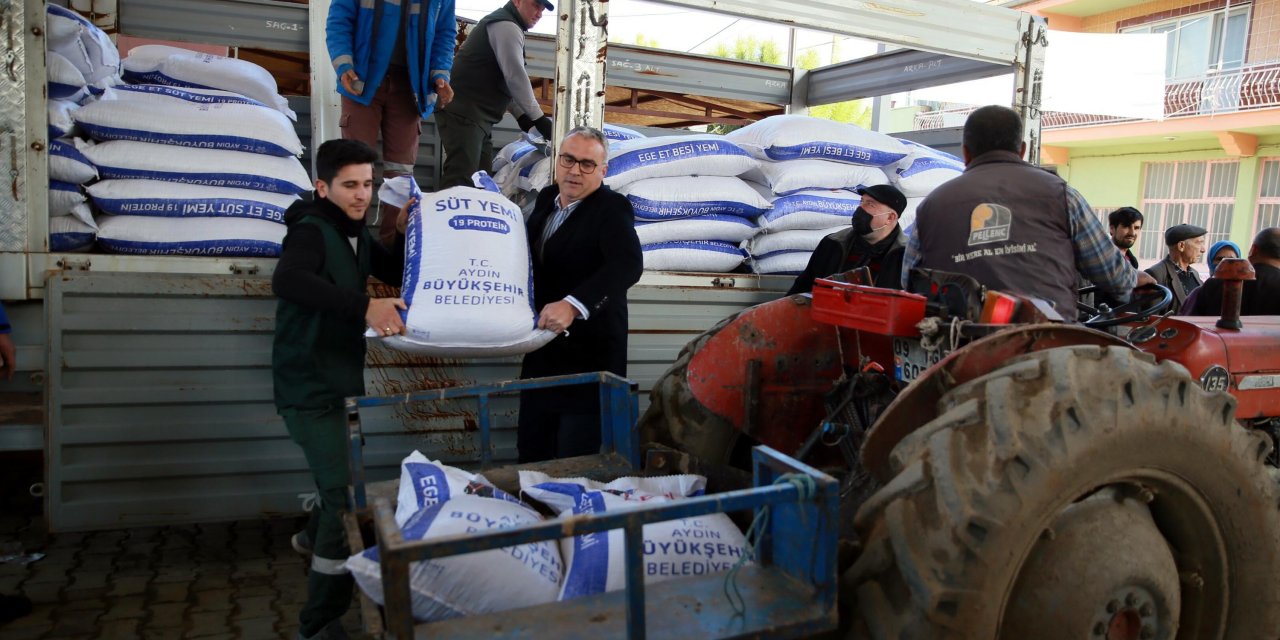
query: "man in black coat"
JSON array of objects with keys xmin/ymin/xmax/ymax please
[
  {"xmin": 786, "ymin": 183, "xmax": 909, "ymax": 295},
  {"xmin": 518, "ymin": 126, "xmax": 643, "ymax": 462},
  {"xmin": 1189, "ymin": 227, "xmax": 1280, "ymax": 316}
]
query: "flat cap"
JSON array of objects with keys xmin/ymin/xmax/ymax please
[
  {"xmin": 854, "ymin": 184, "xmax": 907, "ymax": 216},
  {"xmin": 1165, "ymin": 223, "xmax": 1207, "ymax": 246}
]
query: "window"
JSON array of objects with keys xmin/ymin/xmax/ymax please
[
  {"xmin": 1123, "ymin": 6, "xmax": 1250, "ymax": 80},
  {"xmin": 1256, "ymin": 159, "xmax": 1280, "ymax": 233},
  {"xmin": 1140, "ymin": 160, "xmax": 1239, "ymax": 261}
]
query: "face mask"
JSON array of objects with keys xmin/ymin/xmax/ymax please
[{"xmin": 852, "ymin": 207, "xmax": 891, "ymax": 237}]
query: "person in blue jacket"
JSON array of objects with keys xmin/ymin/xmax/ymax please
[{"xmin": 326, "ymin": 0, "xmax": 457, "ymax": 246}]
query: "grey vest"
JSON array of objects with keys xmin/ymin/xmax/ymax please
[
  {"xmin": 915, "ymin": 150, "xmax": 1079, "ymax": 317},
  {"xmin": 443, "ymin": 2, "xmax": 524, "ymax": 125}
]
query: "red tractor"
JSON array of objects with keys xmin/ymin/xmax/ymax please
[{"xmin": 640, "ymin": 259, "xmax": 1280, "ymax": 640}]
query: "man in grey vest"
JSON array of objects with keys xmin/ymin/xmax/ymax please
[
  {"xmin": 436, "ymin": 0, "xmax": 553, "ymax": 189},
  {"xmin": 902, "ymin": 105, "xmax": 1151, "ymax": 319}
]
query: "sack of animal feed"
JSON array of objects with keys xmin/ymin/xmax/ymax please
[
  {"xmin": 49, "ymin": 138, "xmax": 97, "ymax": 184},
  {"xmin": 75, "ymin": 89, "xmax": 303, "ymax": 156},
  {"xmin": 46, "ymin": 4, "xmax": 120, "ymax": 89},
  {"xmin": 634, "ymin": 215, "xmax": 759, "ymax": 245},
  {"xmin": 900, "ymin": 197, "xmax": 924, "ymax": 230},
  {"xmin": 890, "ymin": 147, "xmax": 964, "ymax": 198},
  {"xmin": 346, "ymin": 494, "xmax": 564, "ymax": 621},
  {"xmin": 745, "ymin": 226, "xmax": 844, "ymax": 256},
  {"xmin": 95, "ymin": 215, "xmax": 286, "ymax": 257},
  {"xmin": 47, "ymin": 51, "xmax": 88, "ymax": 101},
  {"xmin": 394, "ymin": 451, "xmax": 523, "ymax": 527},
  {"xmin": 111, "ymin": 83, "xmax": 273, "ymax": 108},
  {"xmin": 742, "ymin": 158, "xmax": 889, "ymax": 195},
  {"xmin": 752, "ymin": 250, "xmax": 813, "ymax": 275},
  {"xmin": 49, "ymin": 180, "xmax": 86, "ymax": 217},
  {"xmin": 603, "ymin": 123, "xmax": 644, "ymax": 142},
  {"xmin": 122, "ymin": 45, "xmax": 295, "ymax": 120},
  {"xmin": 727, "ymin": 115, "xmax": 907, "ymax": 167},
  {"xmin": 49, "ymin": 214, "xmax": 96, "ymax": 252},
  {"xmin": 49, "ymin": 100, "xmax": 81, "ymax": 139},
  {"xmin": 520, "ymin": 156, "xmax": 553, "ymax": 193},
  {"xmin": 83, "ymin": 140, "xmax": 311, "ymax": 195},
  {"xmin": 617, "ymin": 176, "xmax": 770, "ymax": 221},
  {"xmin": 374, "ymin": 178, "xmax": 555, "ymax": 357},
  {"xmin": 641, "ymin": 240, "xmax": 746, "ymax": 273},
  {"xmin": 87, "ymin": 180, "xmax": 298, "ymax": 223},
  {"xmin": 758, "ymin": 189, "xmax": 860, "ymax": 232},
  {"xmin": 492, "ymin": 138, "xmax": 535, "ymax": 173},
  {"xmin": 605, "ymin": 134, "xmax": 757, "ymax": 190},
  {"xmin": 520, "ymin": 471, "xmax": 749, "ymax": 599}
]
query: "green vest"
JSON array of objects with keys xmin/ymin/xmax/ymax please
[
  {"xmin": 272, "ymin": 215, "xmax": 374, "ymax": 411},
  {"xmin": 443, "ymin": 2, "xmax": 523, "ymax": 125}
]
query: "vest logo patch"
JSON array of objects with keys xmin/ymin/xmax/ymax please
[{"xmin": 968, "ymin": 203, "xmax": 1012, "ymax": 246}]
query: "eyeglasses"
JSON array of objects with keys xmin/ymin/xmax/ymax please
[{"xmin": 557, "ymin": 154, "xmax": 600, "ymax": 174}]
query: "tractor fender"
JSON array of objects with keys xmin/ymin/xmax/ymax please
[{"xmin": 862, "ymin": 323, "xmax": 1131, "ymax": 482}]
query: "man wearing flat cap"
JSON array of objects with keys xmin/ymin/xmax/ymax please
[
  {"xmin": 437, "ymin": 0, "xmax": 555, "ymax": 189},
  {"xmin": 787, "ymin": 183, "xmax": 908, "ymax": 295},
  {"xmin": 1145, "ymin": 223, "xmax": 1207, "ymax": 310}
]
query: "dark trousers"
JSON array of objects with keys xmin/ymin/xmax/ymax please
[
  {"xmin": 435, "ymin": 109, "xmax": 494, "ymax": 190},
  {"xmin": 340, "ymin": 65, "xmax": 421, "ymax": 247},
  {"xmin": 282, "ymin": 407, "xmax": 354, "ymax": 637},
  {"xmin": 516, "ymin": 399, "xmax": 600, "ymax": 463}
]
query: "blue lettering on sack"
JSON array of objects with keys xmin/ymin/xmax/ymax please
[
  {"xmin": 448, "ymin": 215, "xmax": 510, "ymax": 234},
  {"xmin": 78, "ymin": 123, "xmax": 297, "ymax": 157},
  {"xmin": 764, "ymin": 142, "xmax": 906, "ymax": 167},
  {"xmin": 405, "ymin": 463, "xmax": 451, "ymax": 510},
  {"xmin": 609, "ymin": 139, "xmax": 751, "ymax": 175},
  {"xmin": 899, "ymin": 155, "xmax": 964, "ymax": 178},
  {"xmin": 116, "ymin": 83, "xmax": 269, "ymax": 108},
  {"xmin": 401, "ymin": 181, "xmax": 426, "ymax": 309},
  {"xmin": 93, "ymin": 166, "xmax": 306, "ymax": 196},
  {"xmin": 95, "ymin": 238, "xmax": 282, "ymax": 257},
  {"xmin": 627, "ymin": 196, "xmax": 766, "ymax": 221},
  {"xmin": 641, "ymin": 240, "xmax": 745, "ymax": 257},
  {"xmin": 535, "ymin": 482, "xmax": 610, "ymax": 598}
]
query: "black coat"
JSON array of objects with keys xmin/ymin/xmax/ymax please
[
  {"xmin": 1189, "ymin": 263, "xmax": 1280, "ymax": 316},
  {"xmin": 520, "ymin": 184, "xmax": 643, "ymax": 411},
  {"xmin": 787, "ymin": 225, "xmax": 906, "ymax": 295},
  {"xmin": 1145, "ymin": 257, "xmax": 1202, "ymax": 311}
]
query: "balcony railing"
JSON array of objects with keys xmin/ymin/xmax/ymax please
[{"xmin": 912, "ymin": 61, "xmax": 1280, "ymax": 130}]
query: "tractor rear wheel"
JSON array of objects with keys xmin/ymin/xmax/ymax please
[{"xmin": 845, "ymin": 345, "xmax": 1280, "ymax": 640}]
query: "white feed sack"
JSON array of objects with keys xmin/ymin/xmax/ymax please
[
  {"xmin": 635, "ymin": 215, "xmax": 759, "ymax": 245},
  {"xmin": 603, "ymin": 123, "xmax": 645, "ymax": 142},
  {"xmin": 46, "ymin": 3, "xmax": 120, "ymax": 90},
  {"xmin": 642, "ymin": 240, "xmax": 746, "ymax": 273},
  {"xmin": 49, "ymin": 100, "xmax": 81, "ymax": 139},
  {"xmin": 520, "ymin": 472, "xmax": 749, "ymax": 600},
  {"xmin": 901, "ymin": 197, "xmax": 925, "ymax": 231},
  {"xmin": 47, "ymin": 51, "xmax": 88, "ymax": 102},
  {"xmin": 122, "ymin": 45, "xmax": 296, "ymax": 120},
  {"xmin": 376, "ymin": 179, "xmax": 555, "ymax": 357},
  {"xmin": 83, "ymin": 140, "xmax": 311, "ymax": 195},
  {"xmin": 49, "ymin": 180, "xmax": 87, "ymax": 217},
  {"xmin": 617, "ymin": 176, "xmax": 771, "ymax": 222},
  {"xmin": 890, "ymin": 149, "xmax": 964, "ymax": 198},
  {"xmin": 346, "ymin": 494, "xmax": 564, "ymax": 622},
  {"xmin": 112, "ymin": 83, "xmax": 274, "ymax": 108},
  {"xmin": 393, "ymin": 451, "xmax": 522, "ymax": 528},
  {"xmin": 745, "ymin": 226, "xmax": 844, "ymax": 256},
  {"xmin": 752, "ymin": 250, "xmax": 813, "ymax": 276},
  {"xmin": 742, "ymin": 158, "xmax": 889, "ymax": 195},
  {"xmin": 76, "ymin": 89, "xmax": 303, "ymax": 157},
  {"xmin": 49, "ymin": 214, "xmax": 97, "ymax": 253},
  {"xmin": 605, "ymin": 134, "xmax": 758, "ymax": 190},
  {"xmin": 727, "ymin": 115, "xmax": 907, "ymax": 168},
  {"xmin": 759, "ymin": 189, "xmax": 861, "ymax": 232},
  {"xmin": 87, "ymin": 180, "xmax": 299, "ymax": 223},
  {"xmin": 49, "ymin": 138, "xmax": 98, "ymax": 184},
  {"xmin": 95, "ymin": 215, "xmax": 286, "ymax": 257}
]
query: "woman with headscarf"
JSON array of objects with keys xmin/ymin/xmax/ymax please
[{"xmin": 1180, "ymin": 240, "xmax": 1242, "ymax": 313}]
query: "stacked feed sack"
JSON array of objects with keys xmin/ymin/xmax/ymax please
[{"xmin": 78, "ymin": 47, "xmax": 306, "ymax": 257}]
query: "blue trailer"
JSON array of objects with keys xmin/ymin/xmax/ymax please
[{"xmin": 342, "ymin": 372, "xmax": 840, "ymax": 639}]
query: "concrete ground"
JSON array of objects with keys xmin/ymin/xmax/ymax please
[{"xmin": 0, "ymin": 513, "xmax": 368, "ymax": 639}]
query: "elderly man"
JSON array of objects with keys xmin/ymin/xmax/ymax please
[
  {"xmin": 787, "ymin": 184, "xmax": 908, "ymax": 295},
  {"xmin": 517, "ymin": 126, "xmax": 643, "ymax": 463},
  {"xmin": 1145, "ymin": 224, "xmax": 1206, "ymax": 311},
  {"xmin": 903, "ymin": 105, "xmax": 1148, "ymax": 318},
  {"xmin": 1188, "ymin": 227, "xmax": 1280, "ymax": 316}
]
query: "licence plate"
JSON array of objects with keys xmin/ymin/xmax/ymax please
[{"xmin": 893, "ymin": 337, "xmax": 942, "ymax": 383}]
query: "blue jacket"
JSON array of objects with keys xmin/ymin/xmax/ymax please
[{"xmin": 327, "ymin": 0, "xmax": 457, "ymax": 118}]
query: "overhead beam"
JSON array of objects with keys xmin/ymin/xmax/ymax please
[
  {"xmin": 643, "ymin": 0, "xmax": 1025, "ymax": 65},
  {"xmin": 807, "ymin": 48, "xmax": 1010, "ymax": 105}
]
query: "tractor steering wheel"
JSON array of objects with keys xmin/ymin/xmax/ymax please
[{"xmin": 1082, "ymin": 283, "xmax": 1174, "ymax": 329}]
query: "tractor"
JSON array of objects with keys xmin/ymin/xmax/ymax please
[{"xmin": 639, "ymin": 258, "xmax": 1280, "ymax": 640}]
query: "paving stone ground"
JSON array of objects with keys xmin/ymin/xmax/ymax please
[{"xmin": 0, "ymin": 513, "xmax": 369, "ymax": 639}]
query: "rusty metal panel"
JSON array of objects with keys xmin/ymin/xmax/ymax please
[{"xmin": 42, "ymin": 271, "xmax": 788, "ymax": 531}]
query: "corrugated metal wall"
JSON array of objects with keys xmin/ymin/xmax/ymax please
[{"xmin": 44, "ymin": 271, "xmax": 787, "ymax": 531}]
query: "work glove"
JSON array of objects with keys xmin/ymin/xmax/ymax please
[{"xmin": 517, "ymin": 114, "xmax": 554, "ymax": 141}]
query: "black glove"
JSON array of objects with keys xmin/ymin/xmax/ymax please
[
  {"xmin": 532, "ymin": 116, "xmax": 553, "ymax": 141},
  {"xmin": 516, "ymin": 114, "xmax": 536, "ymax": 134}
]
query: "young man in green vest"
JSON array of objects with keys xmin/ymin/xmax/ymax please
[{"xmin": 272, "ymin": 138, "xmax": 409, "ymax": 640}]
